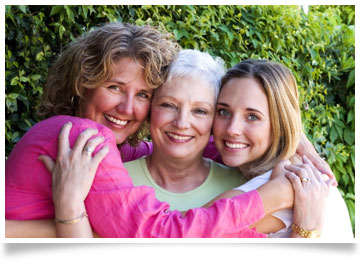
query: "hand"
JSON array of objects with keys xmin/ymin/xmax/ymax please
[
  {"xmin": 285, "ymin": 155, "xmax": 333, "ymax": 233},
  {"xmin": 268, "ymin": 160, "xmax": 294, "ymax": 209},
  {"xmin": 270, "ymin": 159, "xmax": 291, "ymax": 180},
  {"xmin": 38, "ymin": 122, "xmax": 109, "ymax": 220},
  {"xmin": 297, "ymin": 133, "xmax": 337, "ymax": 186}
]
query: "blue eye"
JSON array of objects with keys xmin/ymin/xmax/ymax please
[
  {"xmin": 160, "ymin": 102, "xmax": 176, "ymax": 109},
  {"xmin": 108, "ymin": 85, "xmax": 121, "ymax": 91},
  {"xmin": 248, "ymin": 114, "xmax": 260, "ymax": 121},
  {"xmin": 194, "ymin": 108, "xmax": 207, "ymax": 115},
  {"xmin": 137, "ymin": 92, "xmax": 151, "ymax": 100},
  {"xmin": 217, "ymin": 108, "xmax": 230, "ymax": 117}
]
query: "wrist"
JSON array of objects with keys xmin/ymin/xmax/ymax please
[
  {"xmin": 257, "ymin": 177, "xmax": 293, "ymax": 214},
  {"xmin": 55, "ymin": 202, "xmax": 86, "ymax": 221},
  {"xmin": 291, "ymin": 223, "xmax": 321, "ymax": 238}
]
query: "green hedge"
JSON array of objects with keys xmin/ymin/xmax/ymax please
[{"xmin": 5, "ymin": 5, "xmax": 355, "ymax": 235}]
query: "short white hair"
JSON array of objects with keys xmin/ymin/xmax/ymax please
[{"xmin": 165, "ymin": 49, "xmax": 226, "ymax": 98}]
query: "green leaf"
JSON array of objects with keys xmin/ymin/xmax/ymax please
[
  {"xmin": 346, "ymin": 69, "xmax": 355, "ymax": 88},
  {"xmin": 10, "ymin": 76, "xmax": 18, "ymax": 86},
  {"xmin": 50, "ymin": 6, "xmax": 63, "ymax": 16},
  {"xmin": 329, "ymin": 126, "xmax": 338, "ymax": 142},
  {"xmin": 19, "ymin": 76, "xmax": 28, "ymax": 82},
  {"xmin": 18, "ymin": 6, "xmax": 27, "ymax": 13},
  {"xmin": 346, "ymin": 110, "xmax": 354, "ymax": 124},
  {"xmin": 64, "ymin": 6, "xmax": 75, "ymax": 22},
  {"xmin": 343, "ymin": 128, "xmax": 354, "ymax": 145}
]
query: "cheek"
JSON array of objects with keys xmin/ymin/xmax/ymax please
[
  {"xmin": 213, "ymin": 118, "xmax": 226, "ymax": 137},
  {"xmin": 150, "ymin": 108, "xmax": 172, "ymax": 129},
  {"xmin": 198, "ymin": 118, "xmax": 214, "ymax": 136},
  {"xmin": 134, "ymin": 101, "xmax": 151, "ymax": 121},
  {"xmin": 254, "ymin": 124, "xmax": 272, "ymax": 149}
]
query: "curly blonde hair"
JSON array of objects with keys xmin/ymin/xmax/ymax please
[{"xmin": 38, "ymin": 22, "xmax": 180, "ymax": 146}]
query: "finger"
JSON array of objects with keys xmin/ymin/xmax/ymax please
[
  {"xmin": 92, "ymin": 145, "xmax": 109, "ymax": 168},
  {"xmin": 270, "ymin": 159, "xmax": 291, "ymax": 180},
  {"xmin": 326, "ymin": 179, "xmax": 335, "ymax": 189},
  {"xmin": 310, "ymin": 155, "xmax": 337, "ymax": 182},
  {"xmin": 72, "ymin": 128, "xmax": 99, "ymax": 156},
  {"xmin": 57, "ymin": 122, "xmax": 72, "ymax": 158},
  {"xmin": 302, "ymin": 155, "xmax": 322, "ymax": 183},
  {"xmin": 38, "ymin": 155, "xmax": 55, "ymax": 173},
  {"xmin": 284, "ymin": 164, "xmax": 308, "ymax": 179},
  {"xmin": 285, "ymin": 171, "xmax": 303, "ymax": 195},
  {"xmin": 83, "ymin": 136, "xmax": 105, "ymax": 157}
]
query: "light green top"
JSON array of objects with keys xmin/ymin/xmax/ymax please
[{"xmin": 124, "ymin": 157, "xmax": 246, "ymax": 211}]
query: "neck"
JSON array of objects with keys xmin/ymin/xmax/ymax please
[{"xmin": 145, "ymin": 151, "xmax": 210, "ymax": 193}]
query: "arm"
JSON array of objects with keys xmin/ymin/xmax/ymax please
[
  {"xmin": 39, "ymin": 120, "xmax": 266, "ymax": 238},
  {"xmin": 203, "ymin": 161, "xmax": 293, "ymax": 234},
  {"xmin": 40, "ymin": 122, "xmax": 108, "ymax": 238},
  {"xmin": 119, "ymin": 141, "xmax": 153, "ymax": 162},
  {"xmin": 7, "ymin": 116, "xmax": 266, "ymax": 238},
  {"xmin": 5, "ymin": 219, "xmax": 56, "ymax": 238}
]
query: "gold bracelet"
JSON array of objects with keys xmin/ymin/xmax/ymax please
[
  {"xmin": 55, "ymin": 212, "xmax": 88, "ymax": 224},
  {"xmin": 291, "ymin": 223, "xmax": 321, "ymax": 238}
]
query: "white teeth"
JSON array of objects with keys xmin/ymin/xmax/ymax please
[
  {"xmin": 225, "ymin": 141, "xmax": 248, "ymax": 149},
  {"xmin": 105, "ymin": 115, "xmax": 128, "ymax": 126},
  {"xmin": 167, "ymin": 132, "xmax": 192, "ymax": 140}
]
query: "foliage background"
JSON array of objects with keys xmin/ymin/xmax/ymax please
[{"xmin": 5, "ymin": 5, "xmax": 355, "ymax": 235}]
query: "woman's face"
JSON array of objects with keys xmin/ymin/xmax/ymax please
[
  {"xmin": 213, "ymin": 77, "xmax": 272, "ymax": 169},
  {"xmin": 78, "ymin": 57, "xmax": 152, "ymax": 144},
  {"xmin": 150, "ymin": 76, "xmax": 216, "ymax": 160}
]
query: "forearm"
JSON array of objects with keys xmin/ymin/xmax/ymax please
[
  {"xmin": 86, "ymin": 187, "xmax": 266, "ymax": 238},
  {"xmin": 55, "ymin": 203, "xmax": 93, "ymax": 238},
  {"xmin": 5, "ymin": 219, "xmax": 57, "ymax": 238},
  {"xmin": 204, "ymin": 178, "xmax": 293, "ymax": 216},
  {"xmin": 256, "ymin": 178, "xmax": 293, "ymax": 215},
  {"xmin": 289, "ymin": 231, "xmax": 303, "ymax": 238}
]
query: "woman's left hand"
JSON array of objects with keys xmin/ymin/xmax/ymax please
[{"xmin": 285, "ymin": 155, "xmax": 333, "ymax": 236}]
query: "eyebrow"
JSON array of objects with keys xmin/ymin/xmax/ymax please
[
  {"xmin": 246, "ymin": 107, "xmax": 264, "ymax": 116},
  {"xmin": 159, "ymin": 96, "xmax": 214, "ymax": 108},
  {"xmin": 216, "ymin": 102, "xmax": 229, "ymax": 107},
  {"xmin": 107, "ymin": 79, "xmax": 152, "ymax": 93},
  {"xmin": 216, "ymin": 102, "xmax": 264, "ymax": 115}
]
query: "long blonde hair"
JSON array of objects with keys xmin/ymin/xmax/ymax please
[{"xmin": 221, "ymin": 59, "xmax": 302, "ymax": 178}]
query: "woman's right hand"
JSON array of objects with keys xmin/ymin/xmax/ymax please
[{"xmin": 39, "ymin": 122, "xmax": 109, "ymax": 221}]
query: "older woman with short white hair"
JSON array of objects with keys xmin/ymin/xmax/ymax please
[{"xmin": 125, "ymin": 49, "xmax": 247, "ymax": 211}]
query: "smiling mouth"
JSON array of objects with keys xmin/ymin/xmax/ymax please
[
  {"xmin": 225, "ymin": 141, "xmax": 249, "ymax": 149},
  {"xmin": 166, "ymin": 132, "xmax": 193, "ymax": 141},
  {"xmin": 104, "ymin": 114, "xmax": 128, "ymax": 126}
]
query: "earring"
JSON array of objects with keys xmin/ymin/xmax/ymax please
[{"xmin": 71, "ymin": 96, "xmax": 78, "ymax": 108}]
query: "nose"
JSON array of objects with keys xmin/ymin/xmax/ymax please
[
  {"xmin": 116, "ymin": 94, "xmax": 134, "ymax": 115},
  {"xmin": 226, "ymin": 116, "xmax": 242, "ymax": 136},
  {"xmin": 173, "ymin": 109, "xmax": 191, "ymax": 129}
]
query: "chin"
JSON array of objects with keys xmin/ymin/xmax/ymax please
[{"xmin": 222, "ymin": 157, "xmax": 247, "ymax": 168}]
